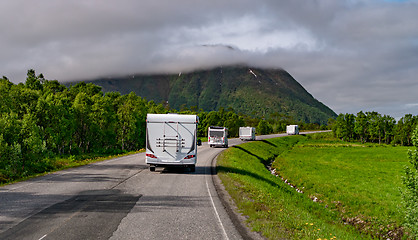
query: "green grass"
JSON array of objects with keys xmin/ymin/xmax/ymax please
[{"xmin": 217, "ymin": 133, "xmax": 409, "ymax": 239}]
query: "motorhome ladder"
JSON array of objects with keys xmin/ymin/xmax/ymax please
[{"xmin": 156, "ymin": 121, "xmax": 185, "ymax": 152}]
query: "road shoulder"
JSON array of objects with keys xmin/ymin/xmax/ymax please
[{"xmin": 211, "ymin": 153, "xmax": 266, "ymax": 240}]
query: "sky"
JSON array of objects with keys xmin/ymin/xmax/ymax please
[{"xmin": 1, "ymin": 0, "xmax": 417, "ymax": 119}]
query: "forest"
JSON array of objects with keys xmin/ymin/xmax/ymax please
[
  {"xmin": 331, "ymin": 112, "xmax": 418, "ymax": 145},
  {"xmin": 0, "ymin": 70, "xmax": 311, "ymax": 183},
  {"xmin": 2, "ymin": 70, "xmax": 417, "ymax": 184}
]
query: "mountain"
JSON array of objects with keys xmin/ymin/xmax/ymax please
[{"xmin": 73, "ymin": 66, "xmax": 336, "ymax": 124}]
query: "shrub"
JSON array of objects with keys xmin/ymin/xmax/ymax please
[{"xmin": 402, "ymin": 126, "xmax": 418, "ymax": 238}]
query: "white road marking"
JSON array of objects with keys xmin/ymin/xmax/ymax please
[
  {"xmin": 206, "ymin": 175, "xmax": 229, "ymax": 240},
  {"xmin": 38, "ymin": 234, "xmax": 47, "ymax": 240}
]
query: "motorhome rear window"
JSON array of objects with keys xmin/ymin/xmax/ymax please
[{"xmin": 209, "ymin": 130, "xmax": 224, "ymax": 137}]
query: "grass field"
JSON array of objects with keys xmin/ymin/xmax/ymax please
[{"xmin": 217, "ymin": 133, "xmax": 410, "ymax": 239}]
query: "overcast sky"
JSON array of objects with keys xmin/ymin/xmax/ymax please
[{"xmin": 1, "ymin": 0, "xmax": 417, "ymax": 119}]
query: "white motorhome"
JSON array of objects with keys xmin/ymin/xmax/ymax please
[
  {"xmin": 239, "ymin": 127, "xmax": 256, "ymax": 141},
  {"xmin": 208, "ymin": 126, "xmax": 228, "ymax": 148},
  {"xmin": 286, "ymin": 125, "xmax": 299, "ymax": 135},
  {"xmin": 146, "ymin": 113, "xmax": 199, "ymax": 172}
]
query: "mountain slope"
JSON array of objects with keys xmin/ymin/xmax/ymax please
[{"xmin": 76, "ymin": 66, "xmax": 336, "ymax": 124}]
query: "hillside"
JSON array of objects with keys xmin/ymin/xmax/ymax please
[{"xmin": 74, "ymin": 66, "xmax": 336, "ymax": 124}]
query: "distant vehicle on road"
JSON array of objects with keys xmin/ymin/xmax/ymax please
[
  {"xmin": 145, "ymin": 113, "xmax": 199, "ymax": 172},
  {"xmin": 286, "ymin": 125, "xmax": 299, "ymax": 135},
  {"xmin": 208, "ymin": 126, "xmax": 228, "ymax": 148},
  {"xmin": 239, "ymin": 127, "xmax": 256, "ymax": 141}
]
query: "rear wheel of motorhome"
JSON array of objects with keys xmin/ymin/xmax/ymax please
[
  {"xmin": 149, "ymin": 166, "xmax": 155, "ymax": 172},
  {"xmin": 190, "ymin": 165, "xmax": 195, "ymax": 172}
]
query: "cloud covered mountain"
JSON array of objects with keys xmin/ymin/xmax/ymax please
[{"xmin": 75, "ymin": 66, "xmax": 336, "ymax": 124}]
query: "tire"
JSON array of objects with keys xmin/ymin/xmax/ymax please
[
  {"xmin": 190, "ymin": 165, "xmax": 195, "ymax": 172},
  {"xmin": 149, "ymin": 166, "xmax": 155, "ymax": 172}
]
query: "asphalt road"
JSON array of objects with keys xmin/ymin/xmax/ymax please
[{"xmin": 0, "ymin": 131, "xmax": 326, "ymax": 240}]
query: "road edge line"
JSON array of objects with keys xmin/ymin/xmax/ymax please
[{"xmin": 210, "ymin": 152, "xmax": 266, "ymax": 240}]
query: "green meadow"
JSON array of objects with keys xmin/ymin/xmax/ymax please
[{"xmin": 217, "ymin": 132, "xmax": 410, "ymax": 239}]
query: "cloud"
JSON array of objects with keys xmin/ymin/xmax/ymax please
[{"xmin": 1, "ymin": 0, "xmax": 418, "ymax": 119}]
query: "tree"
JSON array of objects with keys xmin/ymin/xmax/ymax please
[
  {"xmin": 48, "ymin": 92, "xmax": 75, "ymax": 154},
  {"xmin": 0, "ymin": 113, "xmax": 23, "ymax": 179},
  {"xmin": 345, "ymin": 113, "xmax": 355, "ymax": 141},
  {"xmin": 20, "ymin": 113, "xmax": 46, "ymax": 172},
  {"xmin": 69, "ymin": 82, "xmax": 102, "ymax": 99},
  {"xmin": 355, "ymin": 111, "xmax": 368, "ymax": 143},
  {"xmin": 223, "ymin": 112, "xmax": 245, "ymax": 137},
  {"xmin": 72, "ymin": 92, "xmax": 93, "ymax": 153},
  {"xmin": 197, "ymin": 111, "xmax": 208, "ymax": 137},
  {"xmin": 25, "ymin": 69, "xmax": 43, "ymax": 91},
  {"xmin": 0, "ymin": 112, "xmax": 21, "ymax": 147},
  {"xmin": 334, "ymin": 113, "xmax": 355, "ymax": 141},
  {"xmin": 0, "ymin": 134, "xmax": 10, "ymax": 181},
  {"xmin": 367, "ymin": 111, "xmax": 382, "ymax": 143},
  {"xmin": 43, "ymin": 79, "xmax": 66, "ymax": 94},
  {"xmin": 116, "ymin": 92, "xmax": 146, "ymax": 151},
  {"xmin": 257, "ymin": 120, "xmax": 272, "ymax": 135},
  {"xmin": 10, "ymin": 85, "xmax": 40, "ymax": 117},
  {"xmin": 395, "ymin": 114, "xmax": 418, "ymax": 146},
  {"xmin": 0, "ymin": 77, "xmax": 13, "ymax": 114},
  {"xmin": 402, "ymin": 126, "xmax": 418, "ymax": 238},
  {"xmin": 146, "ymin": 100, "xmax": 167, "ymax": 115},
  {"xmin": 201, "ymin": 111, "xmax": 222, "ymax": 136},
  {"xmin": 91, "ymin": 94, "xmax": 118, "ymax": 152},
  {"xmin": 382, "ymin": 115, "xmax": 396, "ymax": 144}
]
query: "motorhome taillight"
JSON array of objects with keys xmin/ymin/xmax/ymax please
[
  {"xmin": 146, "ymin": 153, "xmax": 157, "ymax": 158},
  {"xmin": 184, "ymin": 155, "xmax": 195, "ymax": 159}
]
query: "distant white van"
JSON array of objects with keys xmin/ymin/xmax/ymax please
[
  {"xmin": 145, "ymin": 113, "xmax": 199, "ymax": 172},
  {"xmin": 239, "ymin": 127, "xmax": 256, "ymax": 141},
  {"xmin": 286, "ymin": 125, "xmax": 299, "ymax": 135},
  {"xmin": 208, "ymin": 126, "xmax": 228, "ymax": 148}
]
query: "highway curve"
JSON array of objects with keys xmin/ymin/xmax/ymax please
[{"xmin": 0, "ymin": 132, "xmax": 323, "ymax": 240}]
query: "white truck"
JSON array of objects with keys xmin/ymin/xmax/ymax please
[
  {"xmin": 239, "ymin": 127, "xmax": 256, "ymax": 141},
  {"xmin": 208, "ymin": 126, "xmax": 228, "ymax": 148},
  {"xmin": 145, "ymin": 113, "xmax": 199, "ymax": 172},
  {"xmin": 286, "ymin": 125, "xmax": 299, "ymax": 135}
]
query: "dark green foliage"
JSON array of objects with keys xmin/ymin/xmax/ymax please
[
  {"xmin": 0, "ymin": 71, "xmax": 169, "ymax": 183},
  {"xmin": 196, "ymin": 108, "xmax": 245, "ymax": 138},
  {"xmin": 333, "ymin": 113, "xmax": 355, "ymax": 141},
  {"xmin": 333, "ymin": 111, "xmax": 416, "ymax": 146},
  {"xmin": 2, "ymin": 70, "xmax": 284, "ymax": 183},
  {"xmin": 75, "ymin": 66, "xmax": 337, "ymax": 124},
  {"xmin": 354, "ymin": 111, "xmax": 368, "ymax": 143},
  {"xmin": 402, "ymin": 126, "xmax": 418, "ymax": 237},
  {"xmin": 395, "ymin": 114, "xmax": 418, "ymax": 146},
  {"xmin": 257, "ymin": 119, "xmax": 273, "ymax": 135},
  {"xmin": 25, "ymin": 69, "xmax": 43, "ymax": 91}
]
